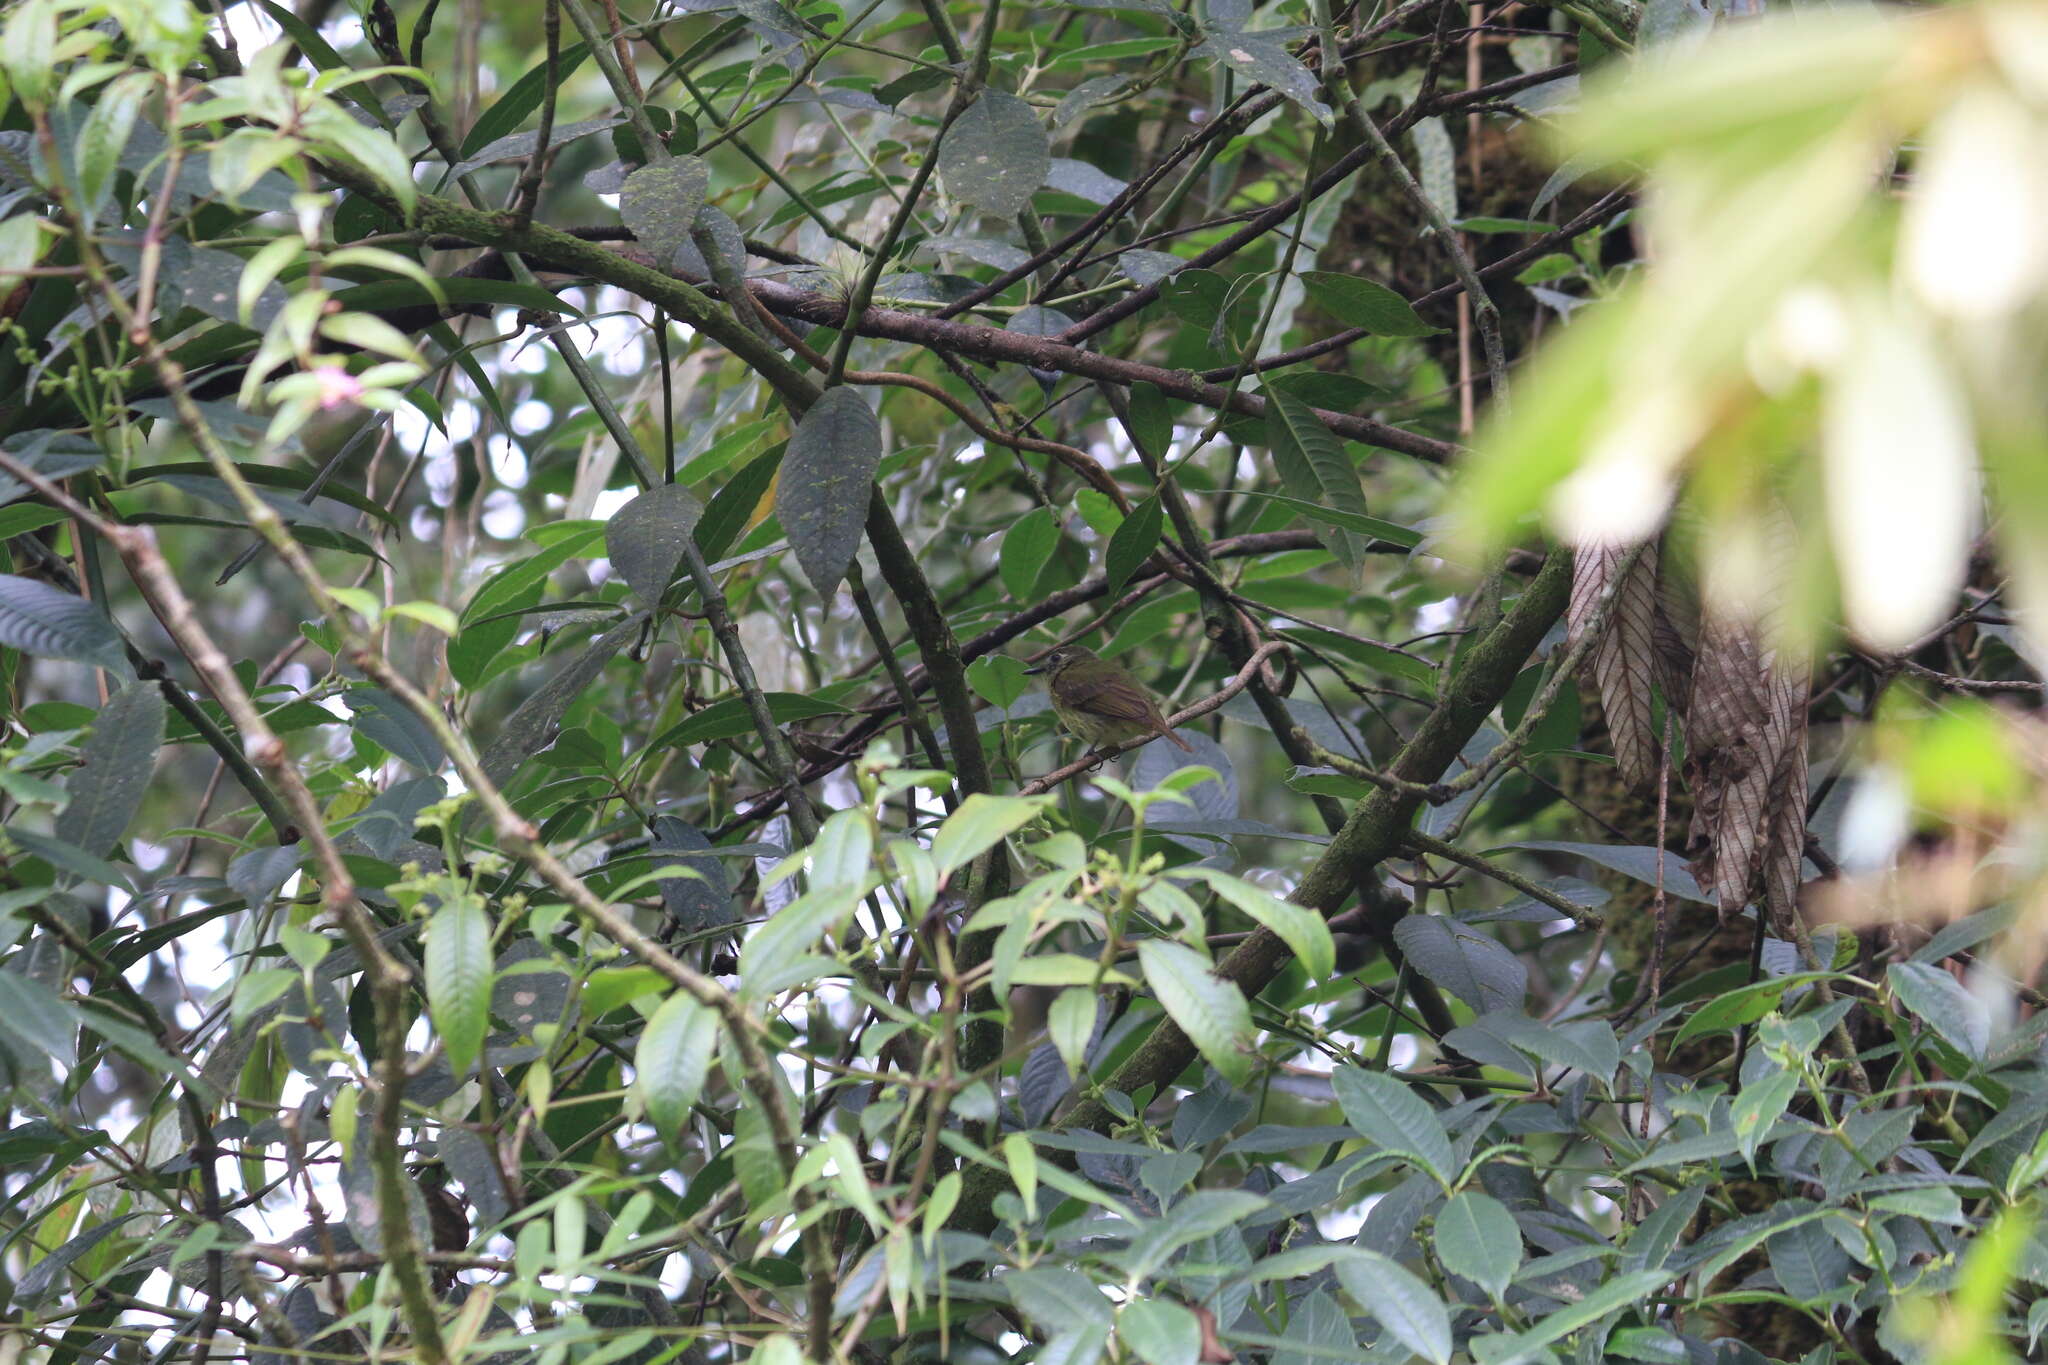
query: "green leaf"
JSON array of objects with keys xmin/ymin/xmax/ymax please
[
  {"xmin": 1480, "ymin": 1269, "xmax": 1671, "ymax": 1365},
  {"xmin": 1117, "ymin": 1297, "xmax": 1199, "ymax": 1365},
  {"xmin": 636, "ymin": 992, "xmax": 717, "ymax": 1143},
  {"xmin": 231, "ymin": 966, "xmax": 299, "ymax": 1027},
  {"xmin": 696, "ymin": 444, "xmax": 784, "ymax": 563},
  {"xmin": 54, "ymin": 682, "xmax": 163, "ymax": 859},
  {"xmin": 620, "ymin": 156, "xmax": 710, "ymax": 265},
  {"xmin": 825, "ymin": 1131, "xmax": 890, "ymax": 1232},
  {"xmin": 128, "ymin": 461, "xmax": 401, "ymax": 530},
  {"xmin": 1264, "ymin": 385, "xmax": 1374, "ymax": 576},
  {"xmin": 458, "ymin": 43, "xmax": 595, "ymax": 157},
  {"xmin": 1484, "ymin": 1013, "xmax": 1620, "ymax": 1087},
  {"xmin": 1226, "ymin": 491, "xmax": 1422, "ymax": 546},
  {"xmin": 346, "ymin": 687, "xmax": 444, "ymax": 772},
  {"xmin": 451, "ymin": 525, "xmax": 606, "ymax": 687},
  {"xmin": 1731, "ymin": 1068, "xmax": 1799, "ymax": 1164},
  {"xmin": 313, "ymin": 106, "xmax": 417, "ymax": 216},
  {"xmin": 583, "ymin": 965, "xmax": 668, "ymax": 1020},
  {"xmin": 1621, "ymin": 1181, "xmax": 1709, "ymax": 1273},
  {"xmin": 448, "ymin": 115, "xmax": 623, "ymax": 181},
  {"xmin": 1001, "ymin": 506, "xmax": 1061, "ymax": 601},
  {"xmin": 254, "ymin": 0, "xmax": 349, "ymax": 71},
  {"xmin": 1331, "ymin": 1249, "xmax": 1451, "ymax": 1365},
  {"xmin": 931, "ymin": 792, "xmax": 1050, "ymax": 878},
  {"xmin": 0, "ymin": 504, "xmax": 64, "ymax": 542},
  {"xmin": 810, "ymin": 807, "xmax": 874, "ymax": 888},
  {"xmin": 968, "ymin": 654, "xmax": 1029, "ymax": 709},
  {"xmin": 605, "ymin": 483, "xmax": 704, "ymax": 605},
  {"xmin": 12, "ymin": 1213, "xmax": 142, "ymax": 1304},
  {"xmin": 1410, "ymin": 116, "xmax": 1458, "ymax": 220},
  {"xmin": 876, "ymin": 66, "xmax": 954, "ymax": 108},
  {"xmin": 1126, "ymin": 382, "xmax": 1175, "ymax": 457},
  {"xmin": 1516, "ymin": 253, "xmax": 1578, "ymax": 285},
  {"xmin": 1435, "ymin": 1190, "xmax": 1522, "ymax": 1300},
  {"xmin": 332, "ymin": 276, "xmax": 580, "ymax": 318},
  {"xmin": 0, "ymin": 575, "xmax": 128, "ymax": 675},
  {"xmin": 1299, "ymin": 272, "xmax": 1437, "ymax": 337},
  {"xmin": 1456, "ymin": 216, "xmax": 1555, "ymax": 234},
  {"xmin": 1888, "ymin": 961, "xmax": 1990, "ymax": 1063},
  {"xmin": 1196, "ymin": 34, "xmax": 1330, "ymax": 124},
  {"xmin": 1390, "ymin": 915, "xmax": 1527, "ymax": 1014},
  {"xmin": 940, "ymin": 90, "xmax": 1050, "ymax": 217},
  {"xmin": 8, "ymin": 826, "xmax": 134, "ymax": 890},
  {"xmin": 1285, "ymin": 765, "xmax": 1377, "ymax": 800},
  {"xmin": 0, "ymin": 969, "xmax": 76, "ymax": 1066},
  {"xmin": 739, "ymin": 881, "xmax": 865, "ymax": 999},
  {"xmin": 1177, "ymin": 867, "xmax": 1334, "ymax": 979},
  {"xmin": 1102, "ymin": 496, "xmax": 1162, "ymax": 597},
  {"xmin": 1672, "ymin": 972, "xmax": 1835, "ymax": 1044},
  {"xmin": 77, "ymin": 72, "xmax": 148, "ymax": 220},
  {"xmin": 1122, "ymin": 1190, "xmax": 1268, "ymax": 1280},
  {"xmin": 778, "ymin": 387, "xmax": 883, "ymax": 596},
  {"xmin": 476, "ymin": 615, "xmax": 644, "ymax": 788},
  {"xmin": 1507, "ymin": 840, "xmax": 1711, "ymax": 904},
  {"xmin": 649, "ymin": 692, "xmax": 853, "ymax": 749},
  {"xmin": 1137, "ymin": 939, "xmax": 1252, "ymax": 1087},
  {"xmin": 1048, "ymin": 987, "xmax": 1095, "ymax": 1079},
  {"xmin": 426, "ymin": 895, "xmax": 491, "ymax": 1076},
  {"xmin": 1330, "ymin": 1067, "xmax": 1454, "ymax": 1184}
]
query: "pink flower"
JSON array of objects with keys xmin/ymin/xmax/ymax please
[{"xmin": 311, "ymin": 365, "xmax": 363, "ymax": 410}]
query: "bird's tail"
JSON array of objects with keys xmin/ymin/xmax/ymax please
[{"xmin": 1166, "ymin": 728, "xmax": 1194, "ymax": 752}]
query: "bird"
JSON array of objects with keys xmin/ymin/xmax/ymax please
[{"xmin": 1025, "ymin": 645, "xmax": 1193, "ymax": 754}]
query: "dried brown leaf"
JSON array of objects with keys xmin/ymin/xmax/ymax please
[
  {"xmin": 1572, "ymin": 541, "xmax": 1663, "ymax": 789},
  {"xmin": 1760, "ymin": 643, "xmax": 1813, "ymax": 932},
  {"xmin": 1682, "ymin": 511, "xmax": 1811, "ymax": 920}
]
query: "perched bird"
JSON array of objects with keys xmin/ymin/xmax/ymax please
[{"xmin": 1026, "ymin": 646, "xmax": 1193, "ymax": 753}]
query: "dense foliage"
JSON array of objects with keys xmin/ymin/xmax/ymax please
[{"xmin": 1, "ymin": 1, "xmax": 2046, "ymax": 1364}]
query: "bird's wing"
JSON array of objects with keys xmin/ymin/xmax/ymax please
[{"xmin": 1066, "ymin": 672, "xmax": 1169, "ymax": 725}]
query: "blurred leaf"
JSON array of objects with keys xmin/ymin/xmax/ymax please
[{"xmin": 1116, "ymin": 1296, "xmax": 1199, "ymax": 1365}]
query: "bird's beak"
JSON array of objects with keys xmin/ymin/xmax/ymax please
[{"xmin": 1023, "ymin": 661, "xmax": 1049, "ymax": 675}]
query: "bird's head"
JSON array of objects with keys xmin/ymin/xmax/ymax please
[{"xmin": 1024, "ymin": 645, "xmax": 1100, "ymax": 678}]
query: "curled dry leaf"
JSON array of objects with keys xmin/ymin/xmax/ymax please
[
  {"xmin": 1683, "ymin": 510, "xmax": 1811, "ymax": 925},
  {"xmin": 1571, "ymin": 539, "xmax": 1663, "ymax": 791}
]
